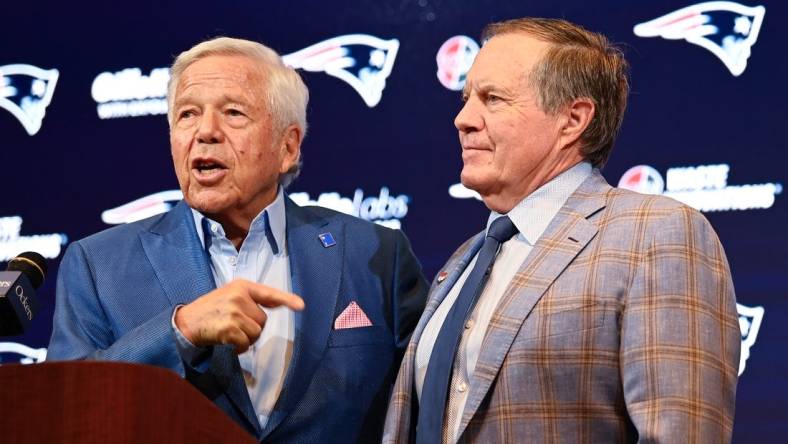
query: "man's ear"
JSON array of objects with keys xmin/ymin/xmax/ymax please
[
  {"xmin": 279, "ymin": 124, "xmax": 302, "ymax": 174},
  {"xmin": 558, "ymin": 97, "xmax": 595, "ymax": 150}
]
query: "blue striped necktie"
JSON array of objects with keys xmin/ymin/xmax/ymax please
[{"xmin": 417, "ymin": 215, "xmax": 519, "ymax": 443}]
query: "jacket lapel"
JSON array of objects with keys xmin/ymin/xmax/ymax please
[
  {"xmin": 261, "ymin": 197, "xmax": 343, "ymax": 437},
  {"xmin": 139, "ymin": 200, "xmax": 215, "ymax": 307},
  {"xmin": 413, "ymin": 233, "xmax": 485, "ymax": 347},
  {"xmin": 457, "ymin": 171, "xmax": 610, "ymax": 436},
  {"xmin": 387, "ymin": 232, "xmax": 484, "ymax": 440},
  {"xmin": 139, "ymin": 200, "xmax": 261, "ymax": 436}
]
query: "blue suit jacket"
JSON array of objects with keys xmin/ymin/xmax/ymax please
[{"xmin": 48, "ymin": 197, "xmax": 429, "ymax": 443}]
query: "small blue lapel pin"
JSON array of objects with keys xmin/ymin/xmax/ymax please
[{"xmin": 318, "ymin": 232, "xmax": 336, "ymax": 248}]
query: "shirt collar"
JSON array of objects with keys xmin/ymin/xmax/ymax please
[
  {"xmin": 487, "ymin": 161, "xmax": 592, "ymax": 245},
  {"xmin": 190, "ymin": 187, "xmax": 287, "ymax": 255}
]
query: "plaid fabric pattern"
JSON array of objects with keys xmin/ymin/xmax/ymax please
[
  {"xmin": 383, "ymin": 171, "xmax": 739, "ymax": 443},
  {"xmin": 334, "ymin": 301, "xmax": 373, "ymax": 329}
]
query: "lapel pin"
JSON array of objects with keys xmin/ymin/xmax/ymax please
[
  {"xmin": 318, "ymin": 232, "xmax": 336, "ymax": 248},
  {"xmin": 436, "ymin": 271, "xmax": 449, "ymax": 283}
]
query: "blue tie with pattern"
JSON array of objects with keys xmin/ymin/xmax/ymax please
[{"xmin": 417, "ymin": 215, "xmax": 519, "ymax": 443}]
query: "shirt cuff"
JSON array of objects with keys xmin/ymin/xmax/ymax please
[{"xmin": 171, "ymin": 305, "xmax": 211, "ymax": 367}]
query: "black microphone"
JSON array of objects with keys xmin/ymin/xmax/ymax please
[{"xmin": 0, "ymin": 252, "xmax": 47, "ymax": 336}]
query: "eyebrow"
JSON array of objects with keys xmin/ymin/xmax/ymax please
[
  {"xmin": 463, "ymin": 81, "xmax": 515, "ymax": 98},
  {"xmin": 174, "ymin": 93, "xmax": 250, "ymax": 108}
]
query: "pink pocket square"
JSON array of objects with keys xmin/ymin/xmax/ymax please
[{"xmin": 334, "ymin": 301, "xmax": 373, "ymax": 329}]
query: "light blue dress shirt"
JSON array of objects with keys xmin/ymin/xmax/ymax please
[
  {"xmin": 415, "ymin": 161, "xmax": 593, "ymax": 442},
  {"xmin": 173, "ymin": 187, "xmax": 293, "ymax": 430}
]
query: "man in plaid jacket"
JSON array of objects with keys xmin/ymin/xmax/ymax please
[{"xmin": 383, "ymin": 17, "xmax": 739, "ymax": 443}]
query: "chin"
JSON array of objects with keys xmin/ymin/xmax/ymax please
[
  {"xmin": 460, "ymin": 170, "xmax": 489, "ymax": 196},
  {"xmin": 185, "ymin": 193, "xmax": 231, "ymax": 216}
]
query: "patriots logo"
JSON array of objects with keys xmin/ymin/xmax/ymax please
[
  {"xmin": 634, "ymin": 2, "xmax": 766, "ymax": 76},
  {"xmin": 737, "ymin": 302, "xmax": 764, "ymax": 376},
  {"xmin": 0, "ymin": 341, "xmax": 47, "ymax": 364},
  {"xmin": 282, "ymin": 34, "xmax": 400, "ymax": 107},
  {"xmin": 0, "ymin": 64, "xmax": 59, "ymax": 135},
  {"xmin": 101, "ymin": 190, "xmax": 183, "ymax": 225}
]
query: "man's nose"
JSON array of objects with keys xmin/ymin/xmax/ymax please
[
  {"xmin": 454, "ymin": 99, "xmax": 483, "ymax": 133},
  {"xmin": 196, "ymin": 111, "xmax": 224, "ymax": 144}
]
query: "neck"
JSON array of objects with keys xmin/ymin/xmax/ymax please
[
  {"xmin": 208, "ymin": 188, "xmax": 279, "ymax": 250},
  {"xmin": 481, "ymin": 157, "xmax": 582, "ymax": 213},
  {"xmin": 224, "ymin": 223, "xmax": 250, "ymax": 250}
]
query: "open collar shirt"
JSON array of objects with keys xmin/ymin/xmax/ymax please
[{"xmin": 415, "ymin": 162, "xmax": 592, "ymax": 443}]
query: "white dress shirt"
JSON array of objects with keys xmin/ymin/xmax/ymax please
[
  {"xmin": 176, "ymin": 187, "xmax": 294, "ymax": 430},
  {"xmin": 415, "ymin": 162, "xmax": 592, "ymax": 443}
]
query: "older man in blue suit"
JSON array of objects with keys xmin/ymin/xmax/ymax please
[{"xmin": 48, "ymin": 37, "xmax": 428, "ymax": 443}]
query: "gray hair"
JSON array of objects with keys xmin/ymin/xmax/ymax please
[
  {"xmin": 167, "ymin": 37, "xmax": 308, "ymax": 187},
  {"xmin": 482, "ymin": 18, "xmax": 629, "ymax": 168}
]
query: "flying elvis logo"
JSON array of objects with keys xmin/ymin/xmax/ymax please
[
  {"xmin": 737, "ymin": 303, "xmax": 764, "ymax": 376},
  {"xmin": 282, "ymin": 34, "xmax": 400, "ymax": 107},
  {"xmin": 0, "ymin": 342, "xmax": 47, "ymax": 364},
  {"xmin": 0, "ymin": 64, "xmax": 59, "ymax": 135},
  {"xmin": 634, "ymin": 2, "xmax": 765, "ymax": 76},
  {"xmin": 101, "ymin": 190, "xmax": 184, "ymax": 225}
]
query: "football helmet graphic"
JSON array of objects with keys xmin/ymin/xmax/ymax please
[
  {"xmin": 634, "ymin": 1, "xmax": 765, "ymax": 76},
  {"xmin": 0, "ymin": 64, "xmax": 59, "ymax": 135},
  {"xmin": 283, "ymin": 34, "xmax": 400, "ymax": 107}
]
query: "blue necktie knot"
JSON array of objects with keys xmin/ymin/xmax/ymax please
[{"xmin": 486, "ymin": 215, "xmax": 518, "ymax": 243}]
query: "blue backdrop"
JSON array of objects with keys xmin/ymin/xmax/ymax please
[{"xmin": 1, "ymin": 1, "xmax": 784, "ymax": 440}]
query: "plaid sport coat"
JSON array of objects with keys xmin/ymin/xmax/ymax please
[{"xmin": 383, "ymin": 170, "xmax": 739, "ymax": 443}]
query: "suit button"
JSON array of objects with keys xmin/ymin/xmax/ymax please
[
  {"xmin": 457, "ymin": 382, "xmax": 467, "ymax": 393},
  {"xmin": 465, "ymin": 319, "xmax": 474, "ymax": 329}
]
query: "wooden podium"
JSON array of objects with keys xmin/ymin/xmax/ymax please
[{"xmin": 0, "ymin": 361, "xmax": 256, "ymax": 443}]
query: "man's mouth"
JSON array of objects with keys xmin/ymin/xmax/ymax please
[
  {"xmin": 192, "ymin": 157, "xmax": 227, "ymax": 171},
  {"xmin": 191, "ymin": 158, "xmax": 228, "ymax": 183},
  {"xmin": 462, "ymin": 145, "xmax": 491, "ymax": 154},
  {"xmin": 195, "ymin": 161, "xmax": 224, "ymax": 172},
  {"xmin": 461, "ymin": 141, "xmax": 491, "ymax": 151}
]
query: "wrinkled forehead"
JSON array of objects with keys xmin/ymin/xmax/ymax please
[
  {"xmin": 463, "ymin": 33, "xmax": 548, "ymax": 94},
  {"xmin": 176, "ymin": 54, "xmax": 267, "ymax": 97}
]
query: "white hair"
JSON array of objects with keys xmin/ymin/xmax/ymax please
[{"xmin": 167, "ymin": 37, "xmax": 308, "ymax": 187}]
